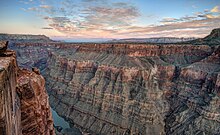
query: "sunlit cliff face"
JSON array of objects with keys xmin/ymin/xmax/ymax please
[{"xmin": 0, "ymin": 0, "xmax": 220, "ymax": 40}]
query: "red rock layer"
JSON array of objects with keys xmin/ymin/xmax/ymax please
[{"xmin": 0, "ymin": 48, "xmax": 21, "ymax": 135}]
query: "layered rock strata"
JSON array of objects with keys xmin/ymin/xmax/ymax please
[
  {"xmin": 17, "ymin": 69, "xmax": 55, "ymax": 135},
  {"xmin": 44, "ymin": 44, "xmax": 219, "ymax": 135},
  {"xmin": 0, "ymin": 41, "xmax": 21, "ymax": 135},
  {"xmin": 165, "ymin": 47, "xmax": 220, "ymax": 135},
  {"xmin": 0, "ymin": 41, "xmax": 55, "ymax": 135}
]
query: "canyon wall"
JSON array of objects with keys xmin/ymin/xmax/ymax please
[
  {"xmin": 17, "ymin": 69, "xmax": 55, "ymax": 135},
  {"xmin": 0, "ymin": 41, "xmax": 21, "ymax": 135},
  {"xmin": 46, "ymin": 44, "xmax": 220, "ymax": 135},
  {"xmin": 0, "ymin": 41, "xmax": 55, "ymax": 135},
  {"xmin": 10, "ymin": 41, "xmax": 220, "ymax": 135}
]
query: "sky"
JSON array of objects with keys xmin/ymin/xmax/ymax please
[{"xmin": 0, "ymin": 0, "xmax": 220, "ymax": 41}]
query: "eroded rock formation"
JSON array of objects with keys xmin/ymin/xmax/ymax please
[
  {"xmin": 0, "ymin": 41, "xmax": 20, "ymax": 135},
  {"xmin": 0, "ymin": 41, "xmax": 55, "ymax": 135},
  {"xmin": 45, "ymin": 44, "xmax": 219, "ymax": 135},
  {"xmin": 17, "ymin": 69, "xmax": 55, "ymax": 135}
]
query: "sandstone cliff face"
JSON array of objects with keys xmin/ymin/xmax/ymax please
[
  {"xmin": 0, "ymin": 41, "xmax": 21, "ymax": 135},
  {"xmin": 17, "ymin": 69, "xmax": 55, "ymax": 135},
  {"xmin": 165, "ymin": 46, "xmax": 220, "ymax": 135},
  {"xmin": 0, "ymin": 41, "xmax": 55, "ymax": 135}
]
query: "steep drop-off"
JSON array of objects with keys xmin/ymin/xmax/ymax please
[
  {"xmin": 17, "ymin": 69, "xmax": 55, "ymax": 135},
  {"xmin": 0, "ymin": 41, "xmax": 21, "ymax": 135},
  {"xmin": 7, "ymin": 28, "xmax": 220, "ymax": 135},
  {"xmin": 0, "ymin": 41, "xmax": 55, "ymax": 135}
]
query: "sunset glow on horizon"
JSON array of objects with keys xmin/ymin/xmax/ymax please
[{"xmin": 0, "ymin": 0, "xmax": 220, "ymax": 40}]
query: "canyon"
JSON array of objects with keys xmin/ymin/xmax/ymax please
[{"xmin": 0, "ymin": 28, "xmax": 220, "ymax": 135}]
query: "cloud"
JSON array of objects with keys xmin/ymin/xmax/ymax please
[
  {"xmin": 25, "ymin": 1, "xmax": 220, "ymax": 38},
  {"xmin": 19, "ymin": 0, "xmax": 30, "ymax": 4},
  {"xmin": 39, "ymin": 5, "xmax": 52, "ymax": 9},
  {"xmin": 42, "ymin": 27, "xmax": 53, "ymax": 29},
  {"xmin": 28, "ymin": 7, "xmax": 38, "ymax": 11},
  {"xmin": 192, "ymin": 5, "xmax": 197, "ymax": 9},
  {"xmin": 82, "ymin": 5, "xmax": 139, "ymax": 27},
  {"xmin": 38, "ymin": 1, "xmax": 140, "ymax": 37},
  {"xmin": 160, "ymin": 16, "xmax": 196, "ymax": 24},
  {"xmin": 161, "ymin": 7, "xmax": 220, "ymax": 25},
  {"xmin": 82, "ymin": 0, "xmax": 105, "ymax": 2},
  {"xmin": 19, "ymin": 0, "xmax": 34, "ymax": 4},
  {"xmin": 117, "ymin": 17, "xmax": 220, "ymax": 38},
  {"xmin": 211, "ymin": 6, "xmax": 219, "ymax": 13},
  {"xmin": 20, "ymin": 8, "xmax": 27, "ymax": 11}
]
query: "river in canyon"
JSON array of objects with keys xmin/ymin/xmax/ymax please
[{"xmin": 51, "ymin": 108, "xmax": 82, "ymax": 135}]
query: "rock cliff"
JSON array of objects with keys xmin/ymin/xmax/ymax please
[
  {"xmin": 17, "ymin": 69, "xmax": 55, "ymax": 135},
  {"xmin": 191, "ymin": 28, "xmax": 220, "ymax": 45},
  {"xmin": 0, "ymin": 41, "xmax": 55, "ymax": 135},
  {"xmin": 6, "ymin": 28, "xmax": 220, "ymax": 135},
  {"xmin": 0, "ymin": 41, "xmax": 21, "ymax": 135}
]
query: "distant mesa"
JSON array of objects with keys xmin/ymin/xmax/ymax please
[
  {"xmin": 0, "ymin": 33, "xmax": 53, "ymax": 43},
  {"xmin": 108, "ymin": 37, "xmax": 196, "ymax": 44}
]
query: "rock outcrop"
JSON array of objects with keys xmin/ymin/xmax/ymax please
[
  {"xmin": 191, "ymin": 28, "xmax": 220, "ymax": 45},
  {"xmin": 0, "ymin": 41, "xmax": 55, "ymax": 135},
  {"xmin": 17, "ymin": 69, "xmax": 54, "ymax": 135},
  {"xmin": 0, "ymin": 41, "xmax": 21, "ymax": 135}
]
